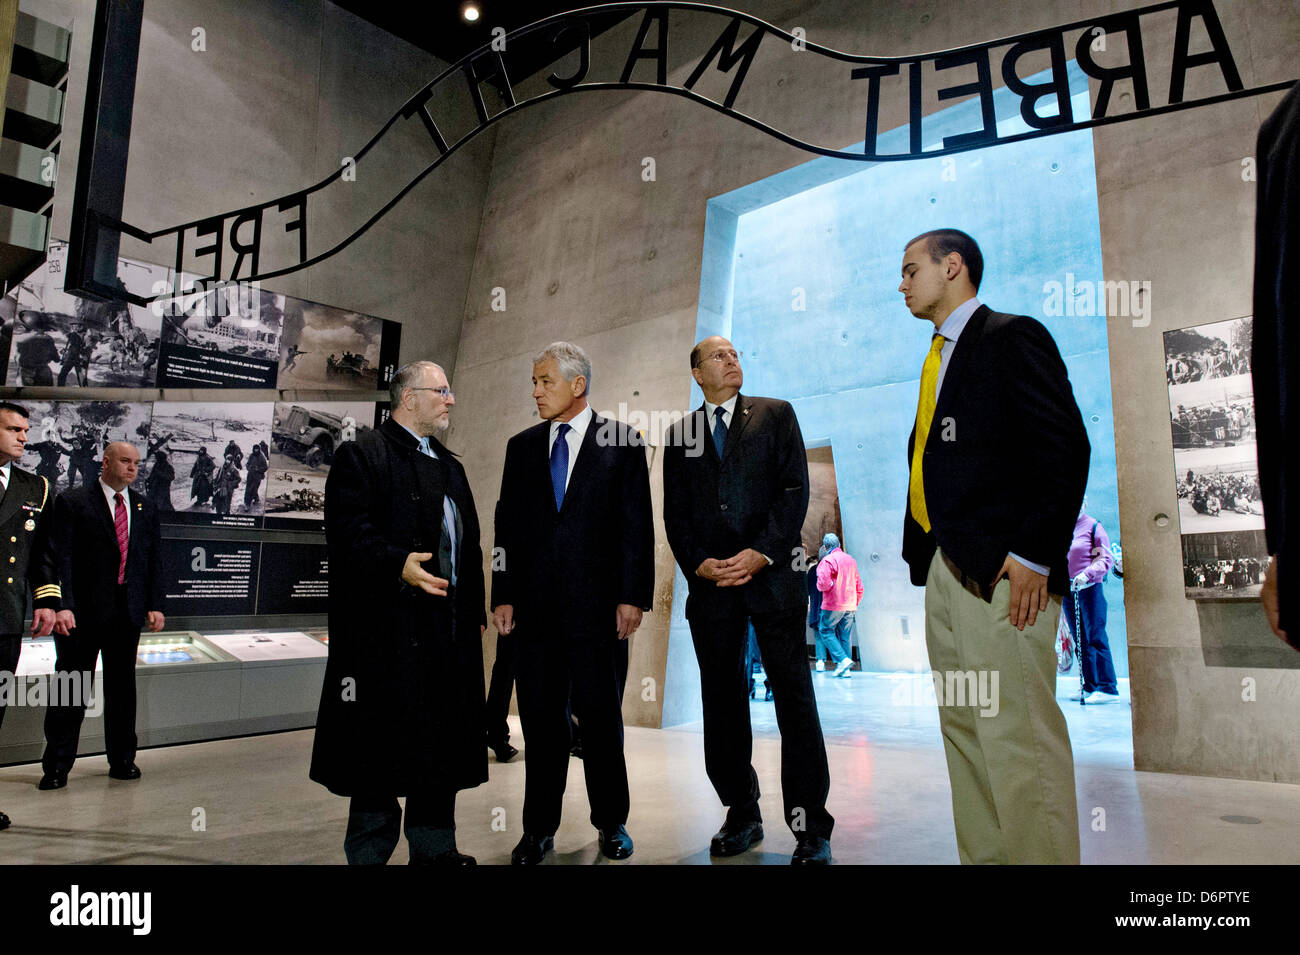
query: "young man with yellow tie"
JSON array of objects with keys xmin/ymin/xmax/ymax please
[{"xmin": 899, "ymin": 229, "xmax": 1089, "ymax": 864}]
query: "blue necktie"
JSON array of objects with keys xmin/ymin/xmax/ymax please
[
  {"xmin": 550, "ymin": 422, "xmax": 570, "ymax": 511},
  {"xmin": 418, "ymin": 436, "xmax": 458, "ymax": 584},
  {"xmin": 712, "ymin": 406, "xmax": 728, "ymax": 457}
]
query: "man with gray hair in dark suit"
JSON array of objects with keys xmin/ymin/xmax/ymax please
[{"xmin": 492, "ymin": 342, "xmax": 654, "ymax": 864}]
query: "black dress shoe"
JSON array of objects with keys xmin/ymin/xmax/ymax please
[
  {"xmin": 425, "ymin": 849, "xmax": 476, "ymax": 865},
  {"xmin": 710, "ymin": 819, "xmax": 763, "ymax": 857},
  {"xmin": 511, "ymin": 833, "xmax": 554, "ymax": 865},
  {"xmin": 597, "ymin": 825, "xmax": 634, "ymax": 860},
  {"xmin": 791, "ymin": 836, "xmax": 832, "ymax": 865},
  {"xmin": 108, "ymin": 763, "xmax": 141, "ymax": 780},
  {"xmin": 0, "ymin": 810, "xmax": 10, "ymax": 831},
  {"xmin": 38, "ymin": 771, "xmax": 67, "ymax": 790},
  {"xmin": 490, "ymin": 741, "xmax": 518, "ymax": 763}
]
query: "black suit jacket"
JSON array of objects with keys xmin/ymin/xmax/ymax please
[
  {"xmin": 1253, "ymin": 83, "xmax": 1300, "ymax": 643},
  {"xmin": 902, "ymin": 306, "xmax": 1090, "ymax": 597},
  {"xmin": 50, "ymin": 481, "xmax": 164, "ymax": 630},
  {"xmin": 663, "ymin": 393, "xmax": 810, "ymax": 618},
  {"xmin": 0, "ymin": 466, "xmax": 61, "ymax": 633},
  {"xmin": 491, "ymin": 413, "xmax": 654, "ymax": 640}
]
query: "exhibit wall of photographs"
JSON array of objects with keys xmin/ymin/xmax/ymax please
[
  {"xmin": 2, "ymin": 241, "xmax": 400, "ymax": 620},
  {"xmin": 1164, "ymin": 316, "xmax": 1268, "ymax": 599},
  {"xmin": 10, "ymin": 398, "xmax": 387, "ymax": 617},
  {"xmin": 2, "ymin": 242, "xmax": 401, "ymax": 391}
]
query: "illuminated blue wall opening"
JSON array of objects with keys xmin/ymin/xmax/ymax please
[{"xmin": 662, "ymin": 63, "xmax": 1127, "ymax": 725}]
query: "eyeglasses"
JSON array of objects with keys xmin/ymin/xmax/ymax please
[
  {"xmin": 407, "ymin": 386, "xmax": 454, "ymax": 400},
  {"xmin": 696, "ymin": 349, "xmax": 743, "ymax": 366}
]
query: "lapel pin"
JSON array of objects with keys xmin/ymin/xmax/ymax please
[{"xmin": 24, "ymin": 519, "xmax": 35, "ymax": 531}]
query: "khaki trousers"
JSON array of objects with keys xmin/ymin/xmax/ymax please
[{"xmin": 924, "ymin": 550, "xmax": 1080, "ymax": 864}]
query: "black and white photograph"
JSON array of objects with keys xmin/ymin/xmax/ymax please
[
  {"xmin": 263, "ymin": 400, "xmax": 382, "ymax": 530},
  {"xmin": 154, "ymin": 280, "xmax": 284, "ymax": 388},
  {"xmin": 1168, "ymin": 378, "xmax": 1256, "ymax": 450},
  {"xmin": 1164, "ymin": 315, "xmax": 1253, "ymax": 385},
  {"xmin": 1172, "ymin": 448, "xmax": 1266, "ymax": 535},
  {"xmin": 140, "ymin": 401, "xmax": 275, "ymax": 528},
  {"xmin": 1181, "ymin": 530, "xmax": 1270, "ymax": 599},
  {"xmin": 4, "ymin": 241, "xmax": 168, "ymax": 388},
  {"xmin": 1163, "ymin": 316, "xmax": 1264, "ymax": 599},
  {"xmin": 17, "ymin": 400, "xmax": 154, "ymax": 494},
  {"xmin": 276, "ymin": 295, "xmax": 398, "ymax": 392}
]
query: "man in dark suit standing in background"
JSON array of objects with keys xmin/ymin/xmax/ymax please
[
  {"xmin": 663, "ymin": 336, "xmax": 833, "ymax": 865},
  {"xmin": 0, "ymin": 401, "xmax": 62, "ymax": 829},
  {"xmin": 39, "ymin": 442, "xmax": 165, "ymax": 790},
  {"xmin": 899, "ymin": 228, "xmax": 1089, "ymax": 864},
  {"xmin": 493, "ymin": 342, "xmax": 653, "ymax": 864}
]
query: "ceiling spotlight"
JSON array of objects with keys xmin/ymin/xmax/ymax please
[{"xmin": 462, "ymin": 4, "xmax": 480, "ymax": 21}]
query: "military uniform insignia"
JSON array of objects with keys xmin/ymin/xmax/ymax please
[{"xmin": 24, "ymin": 519, "xmax": 35, "ymax": 532}]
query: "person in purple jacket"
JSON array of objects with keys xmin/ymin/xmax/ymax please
[{"xmin": 1065, "ymin": 509, "xmax": 1119, "ymax": 702}]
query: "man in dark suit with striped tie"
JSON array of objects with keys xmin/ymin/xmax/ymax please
[
  {"xmin": 899, "ymin": 228, "xmax": 1089, "ymax": 864},
  {"xmin": 493, "ymin": 342, "xmax": 654, "ymax": 864},
  {"xmin": 38, "ymin": 442, "xmax": 165, "ymax": 790},
  {"xmin": 662, "ymin": 337, "xmax": 833, "ymax": 865}
]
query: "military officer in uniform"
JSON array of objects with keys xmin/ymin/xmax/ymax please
[{"xmin": 0, "ymin": 401, "xmax": 63, "ymax": 831}]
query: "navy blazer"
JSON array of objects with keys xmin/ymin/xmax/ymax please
[
  {"xmin": 902, "ymin": 305, "xmax": 1090, "ymax": 597},
  {"xmin": 491, "ymin": 413, "xmax": 654, "ymax": 640}
]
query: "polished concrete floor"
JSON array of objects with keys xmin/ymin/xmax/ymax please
[{"xmin": 0, "ymin": 671, "xmax": 1296, "ymax": 864}]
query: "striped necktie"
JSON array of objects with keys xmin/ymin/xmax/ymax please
[
  {"xmin": 114, "ymin": 492, "xmax": 129, "ymax": 584},
  {"xmin": 908, "ymin": 334, "xmax": 946, "ymax": 533}
]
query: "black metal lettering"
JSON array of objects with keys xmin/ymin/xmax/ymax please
[
  {"xmin": 1168, "ymin": 0, "xmax": 1242, "ymax": 105},
  {"xmin": 1074, "ymin": 11, "xmax": 1149, "ymax": 118},
  {"xmin": 683, "ymin": 16, "xmax": 764, "ymax": 110},
  {"xmin": 935, "ymin": 47, "xmax": 998, "ymax": 149},
  {"xmin": 620, "ymin": 9, "xmax": 668, "ymax": 85},
  {"xmin": 1001, "ymin": 30, "xmax": 1073, "ymax": 129},
  {"xmin": 228, "ymin": 208, "xmax": 263, "ymax": 280}
]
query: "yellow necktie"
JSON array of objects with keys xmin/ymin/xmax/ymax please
[{"xmin": 909, "ymin": 334, "xmax": 946, "ymax": 533}]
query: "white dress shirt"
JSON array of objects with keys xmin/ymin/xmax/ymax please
[
  {"xmin": 547, "ymin": 404, "xmax": 592, "ymax": 492},
  {"xmin": 703, "ymin": 394, "xmax": 739, "ymax": 436}
]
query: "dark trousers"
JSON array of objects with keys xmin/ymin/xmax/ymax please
[
  {"xmin": 42, "ymin": 588, "xmax": 141, "ymax": 773},
  {"xmin": 485, "ymin": 631, "xmax": 517, "ymax": 746},
  {"xmin": 0, "ymin": 634, "xmax": 19, "ymax": 736},
  {"xmin": 1064, "ymin": 584, "xmax": 1118, "ymax": 695},
  {"xmin": 688, "ymin": 606, "xmax": 834, "ymax": 840},
  {"xmin": 515, "ymin": 627, "xmax": 629, "ymax": 835},
  {"xmin": 344, "ymin": 792, "xmax": 457, "ymax": 865}
]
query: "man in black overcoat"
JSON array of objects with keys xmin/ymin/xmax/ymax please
[
  {"xmin": 491, "ymin": 342, "xmax": 654, "ymax": 864},
  {"xmin": 662, "ymin": 336, "xmax": 834, "ymax": 865},
  {"xmin": 310, "ymin": 360, "xmax": 487, "ymax": 865}
]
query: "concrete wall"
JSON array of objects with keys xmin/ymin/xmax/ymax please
[
  {"xmin": 20, "ymin": 0, "xmax": 492, "ymax": 376},
  {"xmin": 451, "ymin": 0, "xmax": 1300, "ymax": 785}
]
